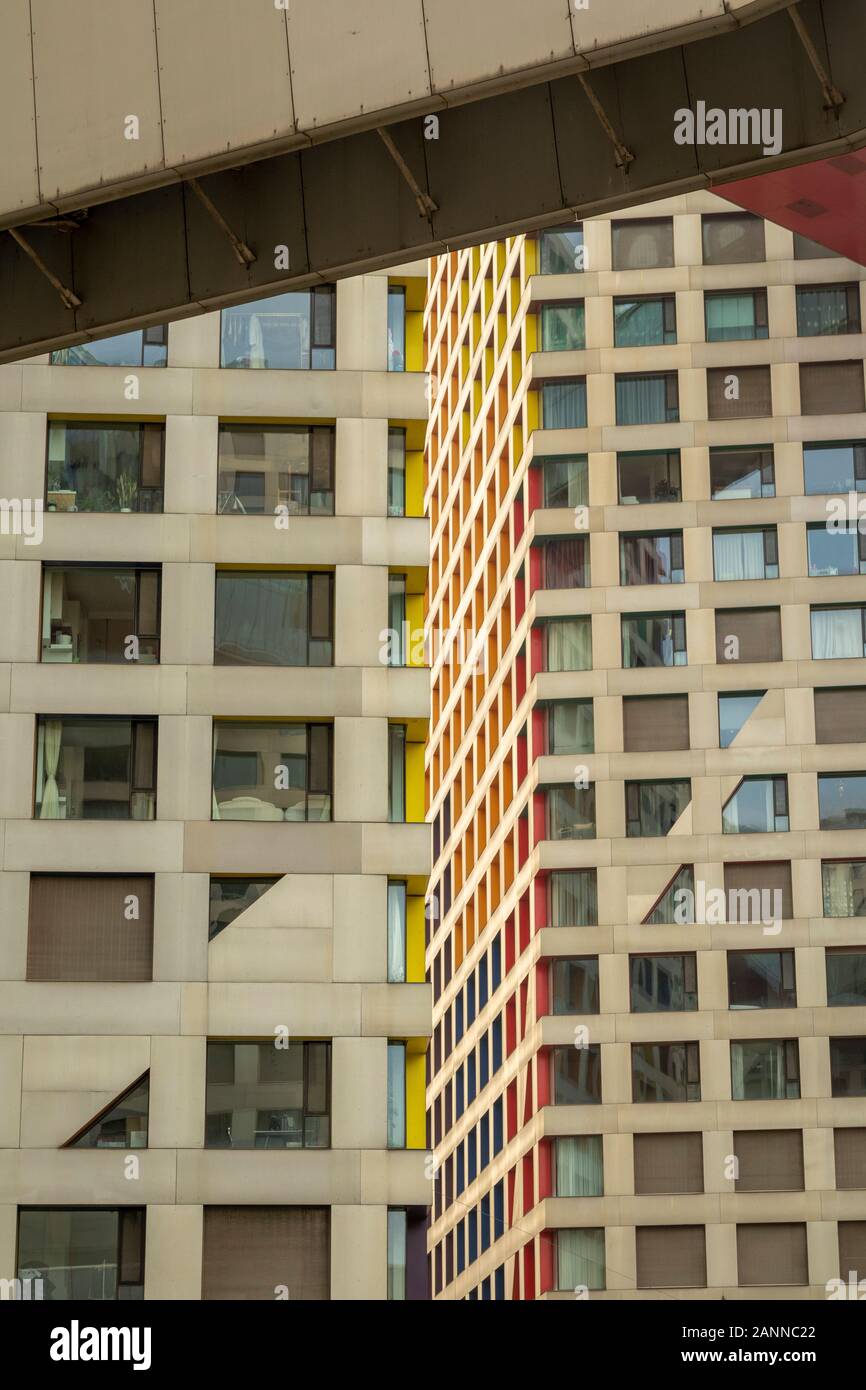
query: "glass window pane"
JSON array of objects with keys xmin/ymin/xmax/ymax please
[
  {"xmin": 542, "ymin": 380, "xmax": 586, "ymax": 428},
  {"xmin": 221, "ymin": 291, "xmax": 336, "ymax": 370},
  {"xmin": 630, "ymin": 955, "xmax": 696, "ymax": 1011},
  {"xmin": 387, "ymin": 288, "xmax": 406, "ymax": 371},
  {"xmin": 540, "ymin": 227, "xmax": 584, "ymax": 274},
  {"xmin": 541, "ymin": 303, "xmax": 585, "ymax": 351},
  {"xmin": 718, "ymin": 691, "xmax": 764, "ymax": 748},
  {"xmin": 811, "ymin": 607, "xmax": 864, "ymax": 660},
  {"xmin": 803, "ymin": 442, "xmax": 865, "ymax": 495},
  {"xmin": 387, "ymin": 882, "xmax": 407, "ymax": 983},
  {"xmin": 545, "ymin": 618, "xmax": 591, "ymax": 671},
  {"xmin": 555, "ymin": 1136, "xmax": 604, "ymax": 1196},
  {"xmin": 387, "ymin": 1042, "xmax": 406, "ymax": 1147},
  {"xmin": 819, "ymin": 774, "xmax": 866, "ymax": 830},
  {"xmin": 387, "ymin": 1210, "xmax": 407, "ymax": 1299},
  {"xmin": 557, "ymin": 1228, "xmax": 605, "ymax": 1291},
  {"xmin": 541, "ymin": 456, "xmax": 588, "ymax": 507},
  {"xmin": 552, "ymin": 958, "xmax": 599, "ymax": 1014},
  {"xmin": 618, "ymin": 452, "xmax": 680, "ymax": 504}
]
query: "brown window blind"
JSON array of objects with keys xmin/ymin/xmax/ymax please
[
  {"xmin": 724, "ymin": 862, "xmax": 793, "ymax": 920},
  {"xmin": 834, "ymin": 1129, "xmax": 866, "ymax": 1189},
  {"xmin": 734, "ymin": 1129, "xmax": 804, "ymax": 1191},
  {"xmin": 611, "ymin": 218, "xmax": 674, "ymax": 270},
  {"xmin": 800, "ymin": 361, "xmax": 866, "ymax": 415},
  {"xmin": 737, "ymin": 1223, "xmax": 808, "ymax": 1286},
  {"xmin": 27, "ymin": 874, "xmax": 154, "ymax": 982},
  {"xmin": 702, "ymin": 213, "xmax": 765, "ymax": 265},
  {"xmin": 140, "ymin": 425, "xmax": 164, "ymax": 488},
  {"xmin": 715, "ymin": 607, "xmax": 782, "ymax": 664},
  {"xmin": 636, "ymin": 1226, "xmax": 707, "ymax": 1289},
  {"xmin": 814, "ymin": 687, "xmax": 866, "ymax": 744},
  {"xmin": 202, "ymin": 1206, "xmax": 330, "ymax": 1300},
  {"xmin": 633, "ymin": 1133, "xmax": 704, "ymax": 1194},
  {"xmin": 707, "ymin": 366, "xmax": 772, "ymax": 420},
  {"xmin": 838, "ymin": 1221, "xmax": 866, "ymax": 1278},
  {"xmin": 623, "ymin": 695, "xmax": 690, "ymax": 753}
]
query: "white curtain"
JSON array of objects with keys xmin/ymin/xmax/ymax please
[
  {"xmin": 616, "ymin": 376, "xmax": 666, "ymax": 424},
  {"xmin": 546, "ymin": 619, "xmax": 591, "ymax": 672},
  {"xmin": 549, "ymin": 870, "xmax": 597, "ymax": 926},
  {"xmin": 731, "ymin": 1043, "xmax": 745, "ymax": 1098},
  {"xmin": 387, "ymin": 883, "xmax": 407, "ymax": 982},
  {"xmin": 39, "ymin": 720, "xmax": 63, "ymax": 819},
  {"xmin": 714, "ymin": 529, "xmax": 764, "ymax": 581},
  {"xmin": 811, "ymin": 607, "xmax": 861, "ymax": 660},
  {"xmin": 557, "ymin": 1228, "xmax": 605, "ymax": 1291},
  {"xmin": 823, "ymin": 862, "xmax": 854, "ymax": 917},
  {"xmin": 556, "ymin": 1136, "xmax": 603, "ymax": 1196}
]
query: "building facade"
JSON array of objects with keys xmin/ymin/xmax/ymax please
[
  {"xmin": 0, "ymin": 268, "xmax": 432, "ymax": 1300},
  {"xmin": 425, "ymin": 195, "xmax": 866, "ymax": 1299}
]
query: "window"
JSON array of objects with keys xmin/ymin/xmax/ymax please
[
  {"xmin": 734, "ymin": 1130, "xmax": 804, "ymax": 1191},
  {"xmin": 707, "ymin": 365, "xmax": 772, "ymax": 419},
  {"xmin": 731, "ymin": 1039, "xmax": 800, "ymax": 1099},
  {"xmin": 611, "ymin": 218, "xmax": 673, "ymax": 270},
  {"xmin": 547, "ymin": 700, "xmax": 594, "ymax": 753},
  {"xmin": 387, "ymin": 882, "xmax": 407, "ymax": 983},
  {"xmin": 543, "ymin": 536, "xmax": 588, "ymax": 588},
  {"xmin": 803, "ymin": 440, "xmax": 866, "ymax": 495},
  {"xmin": 633, "ymin": 1133, "xmax": 703, "ymax": 1194},
  {"xmin": 212, "ymin": 721, "xmax": 332, "ymax": 822},
  {"xmin": 715, "ymin": 607, "xmax": 782, "ymax": 663},
  {"xmin": 220, "ymin": 288, "xmax": 336, "ymax": 369},
  {"xmin": 737, "ymin": 1224, "xmax": 807, "ymax": 1286},
  {"xmin": 214, "ymin": 571, "xmax": 332, "ymax": 666},
  {"xmin": 28, "ymin": 874, "xmax": 154, "ymax": 981},
  {"xmin": 796, "ymin": 284, "xmax": 861, "ymax": 336},
  {"xmin": 815, "ymin": 687, "xmax": 866, "ymax": 743},
  {"xmin": 838, "ymin": 1223, "xmax": 866, "ymax": 1283},
  {"xmin": 208, "ymin": 877, "xmax": 277, "ymax": 940},
  {"xmin": 551, "ymin": 958, "xmax": 599, "ymax": 1014},
  {"xmin": 387, "ymin": 427, "xmax": 406, "ymax": 516},
  {"xmin": 387, "ymin": 1209, "xmax": 407, "ymax": 1299},
  {"xmin": 539, "ymin": 224, "xmax": 584, "ymax": 273},
  {"xmin": 835, "ymin": 1129, "xmax": 866, "ymax": 1188},
  {"xmin": 548, "ymin": 869, "xmax": 598, "ymax": 927},
  {"xmin": 206, "ymin": 1041, "xmax": 330, "ymax": 1149},
  {"xmin": 387, "ymin": 1041, "xmax": 406, "ymax": 1146},
  {"xmin": 387, "ymin": 286, "xmax": 406, "ymax": 371},
  {"xmin": 630, "ymin": 954, "xmax": 697, "ymax": 1012},
  {"xmin": 615, "ymin": 372, "xmax": 678, "ymax": 425},
  {"xmin": 811, "ymin": 605, "xmax": 866, "ymax": 659},
  {"xmin": 822, "ymin": 860, "xmax": 866, "ymax": 917},
  {"xmin": 831, "ymin": 1038, "xmax": 866, "ymax": 1096},
  {"xmin": 547, "ymin": 785, "xmax": 595, "ymax": 840},
  {"xmin": 728, "ymin": 951, "xmax": 796, "ymax": 1009},
  {"xmin": 17, "ymin": 1208, "xmax": 145, "ymax": 1300},
  {"xmin": 819, "ymin": 773, "xmax": 866, "ymax": 830},
  {"xmin": 724, "ymin": 862, "xmax": 793, "ymax": 923},
  {"xmin": 202, "ymin": 1207, "xmax": 329, "ymax": 1301},
  {"xmin": 800, "ymin": 361, "xmax": 866, "ymax": 414},
  {"xmin": 722, "ymin": 775, "xmax": 788, "ymax": 833},
  {"xmin": 613, "ymin": 295, "xmax": 676, "ymax": 347},
  {"xmin": 217, "ymin": 423, "xmax": 335, "ymax": 516},
  {"xmin": 388, "ymin": 724, "xmax": 406, "ymax": 823},
  {"xmin": 541, "ymin": 379, "xmax": 586, "ymax": 428},
  {"xmin": 636, "ymin": 1227, "xmax": 706, "ymax": 1290},
  {"xmin": 621, "ymin": 532, "xmax": 684, "ymax": 585},
  {"xmin": 701, "ymin": 213, "xmax": 765, "ymax": 265},
  {"xmin": 808, "ymin": 523, "xmax": 866, "ymax": 576},
  {"xmin": 552, "ymin": 1045, "xmax": 602, "ymax": 1103},
  {"xmin": 625, "ymin": 780, "xmax": 691, "ymax": 837},
  {"xmin": 46, "ymin": 421, "xmax": 164, "ymax": 514},
  {"xmin": 644, "ymin": 865, "xmax": 695, "ymax": 925},
  {"xmin": 540, "ymin": 455, "xmax": 588, "ymax": 507},
  {"xmin": 46, "ymin": 567, "xmax": 157, "ymax": 668},
  {"xmin": 631, "ymin": 1041, "xmax": 701, "ymax": 1102},
  {"xmin": 540, "ymin": 301, "xmax": 584, "ymax": 351},
  {"xmin": 387, "ymin": 575, "xmax": 407, "ymax": 666},
  {"xmin": 622, "ymin": 695, "xmax": 689, "ymax": 752},
  {"xmin": 544, "ymin": 617, "xmax": 592, "ymax": 671},
  {"xmin": 622, "ymin": 611, "xmax": 686, "ymax": 668},
  {"xmin": 66, "ymin": 1075, "xmax": 149, "ymax": 1150},
  {"xmin": 617, "ymin": 450, "xmax": 680, "ymax": 503},
  {"xmin": 827, "ymin": 949, "xmax": 866, "ymax": 1006},
  {"xmin": 705, "ymin": 289, "xmax": 768, "ymax": 341},
  {"xmin": 793, "ymin": 231, "xmax": 840, "ymax": 259},
  {"xmin": 556, "ymin": 1229, "xmax": 605, "ymax": 1291},
  {"xmin": 713, "ymin": 527, "xmax": 777, "ymax": 580},
  {"xmin": 51, "ymin": 324, "xmax": 167, "ymax": 367},
  {"xmin": 35, "ymin": 717, "xmax": 156, "ymax": 821},
  {"xmin": 718, "ymin": 691, "xmax": 764, "ymax": 748},
  {"xmin": 555, "ymin": 1136, "xmax": 603, "ymax": 1196},
  {"xmin": 710, "ymin": 446, "xmax": 774, "ymax": 499}
]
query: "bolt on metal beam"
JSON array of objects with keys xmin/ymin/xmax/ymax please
[
  {"xmin": 6, "ymin": 227, "xmax": 82, "ymax": 309},
  {"xmin": 186, "ymin": 178, "xmax": 257, "ymax": 266},
  {"xmin": 377, "ymin": 127, "xmax": 438, "ymax": 217}
]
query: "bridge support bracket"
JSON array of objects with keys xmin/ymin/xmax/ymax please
[
  {"xmin": 6, "ymin": 227, "xmax": 82, "ymax": 309},
  {"xmin": 787, "ymin": 4, "xmax": 844, "ymax": 111},
  {"xmin": 377, "ymin": 127, "xmax": 438, "ymax": 217},
  {"xmin": 577, "ymin": 73, "xmax": 635, "ymax": 170},
  {"xmin": 186, "ymin": 178, "xmax": 257, "ymax": 266}
]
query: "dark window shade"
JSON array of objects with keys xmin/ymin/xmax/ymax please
[
  {"xmin": 734, "ymin": 1130, "xmax": 804, "ymax": 1191},
  {"xmin": 834, "ymin": 1129, "xmax": 866, "ymax": 1189},
  {"xmin": 611, "ymin": 218, "xmax": 674, "ymax": 270},
  {"xmin": 633, "ymin": 1133, "xmax": 703, "ymax": 1194},
  {"xmin": 202, "ymin": 1206, "xmax": 330, "ymax": 1300},
  {"xmin": 623, "ymin": 695, "xmax": 689, "ymax": 752},
  {"xmin": 715, "ymin": 608, "xmax": 782, "ymax": 663},
  {"xmin": 140, "ymin": 425, "xmax": 164, "ymax": 488},
  {"xmin": 707, "ymin": 366, "xmax": 772, "ymax": 419},
  {"xmin": 814, "ymin": 688, "xmax": 866, "ymax": 744},
  {"xmin": 838, "ymin": 1222, "xmax": 866, "ymax": 1280},
  {"xmin": 737, "ymin": 1223, "xmax": 807, "ymax": 1286},
  {"xmin": 27, "ymin": 874, "xmax": 154, "ymax": 981},
  {"xmin": 723, "ymin": 862, "xmax": 793, "ymax": 920},
  {"xmin": 636, "ymin": 1226, "xmax": 706, "ymax": 1289},
  {"xmin": 800, "ymin": 361, "xmax": 866, "ymax": 415},
  {"xmin": 702, "ymin": 213, "xmax": 765, "ymax": 265}
]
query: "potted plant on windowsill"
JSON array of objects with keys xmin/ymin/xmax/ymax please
[
  {"xmin": 115, "ymin": 473, "xmax": 138, "ymax": 512},
  {"xmin": 46, "ymin": 463, "xmax": 76, "ymax": 512}
]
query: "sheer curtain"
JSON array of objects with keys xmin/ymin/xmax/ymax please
[
  {"xmin": 556, "ymin": 1136, "xmax": 604, "ymax": 1196},
  {"xmin": 798, "ymin": 287, "xmax": 848, "ymax": 336},
  {"xmin": 706, "ymin": 294, "xmax": 754, "ymax": 340},
  {"xmin": 546, "ymin": 619, "xmax": 591, "ymax": 672},
  {"xmin": 39, "ymin": 720, "xmax": 63, "ymax": 819},
  {"xmin": 823, "ymin": 863, "xmax": 854, "ymax": 917},
  {"xmin": 714, "ymin": 529, "xmax": 764, "ymax": 580},
  {"xmin": 215, "ymin": 574, "xmax": 307, "ymax": 665},
  {"xmin": 387, "ymin": 883, "xmax": 407, "ymax": 982},
  {"xmin": 549, "ymin": 870, "xmax": 597, "ymax": 926},
  {"xmin": 811, "ymin": 607, "xmax": 861, "ymax": 659},
  {"xmin": 616, "ymin": 376, "xmax": 665, "ymax": 424},
  {"xmin": 543, "ymin": 382, "xmax": 586, "ymax": 429},
  {"xmin": 557, "ymin": 1228, "xmax": 605, "ymax": 1291},
  {"xmin": 731, "ymin": 1043, "xmax": 745, "ymax": 1098}
]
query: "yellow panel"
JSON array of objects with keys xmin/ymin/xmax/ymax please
[
  {"xmin": 525, "ymin": 314, "xmax": 538, "ymax": 355},
  {"xmin": 406, "ymin": 450, "xmax": 424, "ymax": 517},
  {"xmin": 406, "ymin": 311, "xmax": 424, "ymax": 372},
  {"xmin": 406, "ymin": 594, "xmax": 425, "ymax": 667},
  {"xmin": 406, "ymin": 739, "xmax": 425, "ymax": 823},
  {"xmin": 407, "ymin": 895, "xmax": 425, "ymax": 983},
  {"xmin": 406, "ymin": 1049, "xmax": 426, "ymax": 1150},
  {"xmin": 387, "ymin": 275, "xmax": 426, "ymax": 312},
  {"xmin": 527, "ymin": 390, "xmax": 539, "ymax": 434},
  {"xmin": 524, "ymin": 236, "xmax": 537, "ymax": 278}
]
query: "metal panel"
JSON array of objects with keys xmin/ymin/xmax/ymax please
[
  {"xmin": 424, "ymin": 0, "xmax": 575, "ymax": 93},
  {"xmin": 0, "ymin": 0, "xmax": 40, "ymax": 215}
]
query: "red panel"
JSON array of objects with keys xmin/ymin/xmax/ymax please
[
  {"xmin": 507, "ymin": 1081, "xmax": 518, "ymax": 1141},
  {"xmin": 539, "ymin": 1230, "xmax": 555, "ymax": 1296},
  {"xmin": 537, "ymin": 1050, "xmax": 551, "ymax": 1110},
  {"xmin": 518, "ymin": 813, "xmax": 529, "ymax": 867},
  {"xmin": 529, "ymin": 545, "xmax": 542, "ymax": 595},
  {"xmin": 720, "ymin": 150, "xmax": 866, "ymax": 266},
  {"xmin": 531, "ymin": 705, "xmax": 545, "ymax": 759},
  {"xmin": 505, "ymin": 914, "xmax": 515, "ymax": 973},
  {"xmin": 536, "ymin": 959, "xmax": 549, "ymax": 1017},
  {"xmin": 534, "ymin": 873, "xmax": 547, "ymax": 932},
  {"xmin": 523, "ymin": 1243, "xmax": 536, "ymax": 1301},
  {"xmin": 528, "ymin": 464, "xmax": 542, "ymax": 514},
  {"xmin": 519, "ymin": 896, "xmax": 531, "ymax": 954},
  {"xmin": 539, "ymin": 1138, "xmax": 553, "ymax": 1199},
  {"xmin": 529, "ymin": 624, "xmax": 543, "ymax": 677},
  {"xmin": 506, "ymin": 995, "xmax": 517, "ymax": 1056},
  {"xmin": 522, "ymin": 1151, "xmax": 535, "ymax": 1211}
]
